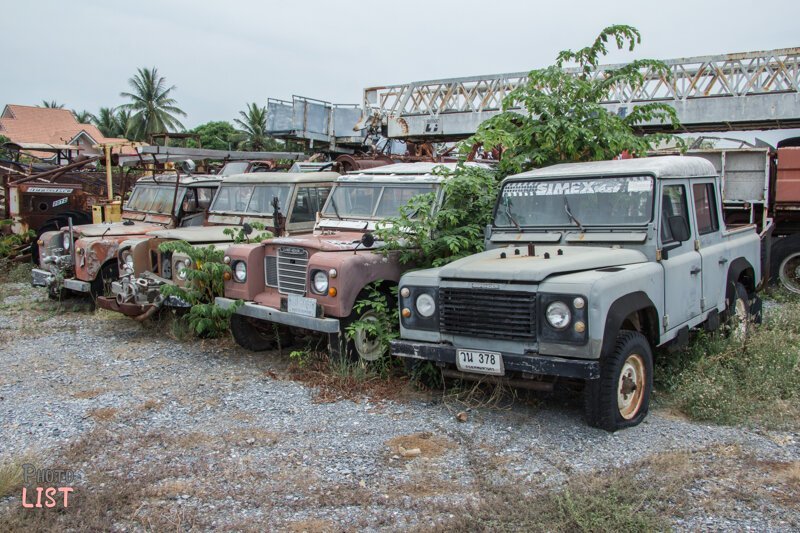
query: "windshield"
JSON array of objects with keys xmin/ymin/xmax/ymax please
[
  {"xmin": 494, "ymin": 175, "xmax": 654, "ymax": 228},
  {"xmin": 321, "ymin": 184, "xmax": 435, "ymax": 219},
  {"xmin": 124, "ymin": 185, "xmax": 186, "ymax": 215},
  {"xmin": 210, "ymin": 184, "xmax": 292, "ymax": 214},
  {"xmin": 219, "ymin": 161, "xmax": 250, "ymax": 176}
]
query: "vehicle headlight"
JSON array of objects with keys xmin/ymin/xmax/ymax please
[
  {"xmin": 233, "ymin": 261, "xmax": 247, "ymax": 282},
  {"xmin": 312, "ymin": 271, "xmax": 329, "ymax": 293},
  {"xmin": 415, "ymin": 293, "xmax": 436, "ymax": 318},
  {"xmin": 175, "ymin": 260, "xmax": 188, "ymax": 280},
  {"xmin": 545, "ymin": 301, "xmax": 571, "ymax": 329},
  {"xmin": 62, "ymin": 233, "xmax": 71, "ymax": 251}
]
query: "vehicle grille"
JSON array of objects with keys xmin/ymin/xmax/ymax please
[
  {"xmin": 440, "ymin": 288, "xmax": 536, "ymax": 341},
  {"xmin": 277, "ymin": 247, "xmax": 308, "ymax": 295},
  {"xmin": 265, "ymin": 255, "xmax": 278, "ymax": 287}
]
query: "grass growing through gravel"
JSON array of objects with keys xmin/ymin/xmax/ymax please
[
  {"xmin": 0, "ymin": 459, "xmax": 25, "ymax": 499},
  {"xmin": 656, "ymin": 292, "xmax": 800, "ymax": 429}
]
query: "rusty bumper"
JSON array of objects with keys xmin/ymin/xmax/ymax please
[{"xmin": 95, "ymin": 296, "xmax": 158, "ymax": 318}]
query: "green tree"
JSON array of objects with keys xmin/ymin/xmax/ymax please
[
  {"xmin": 72, "ymin": 110, "xmax": 94, "ymax": 124},
  {"xmin": 0, "ymin": 134, "xmax": 11, "ymax": 159},
  {"xmin": 376, "ymin": 164, "xmax": 499, "ymax": 268},
  {"xmin": 468, "ymin": 25, "xmax": 681, "ymax": 176},
  {"xmin": 187, "ymin": 121, "xmax": 239, "ymax": 150},
  {"xmin": 39, "ymin": 100, "xmax": 64, "ymax": 109},
  {"xmin": 93, "ymin": 107, "xmax": 134, "ymax": 139},
  {"xmin": 234, "ymin": 102, "xmax": 281, "ymax": 151},
  {"xmin": 120, "ymin": 67, "xmax": 186, "ymax": 141}
]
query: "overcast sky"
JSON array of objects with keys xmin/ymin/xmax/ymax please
[{"xmin": 3, "ymin": 0, "xmax": 798, "ymax": 143}]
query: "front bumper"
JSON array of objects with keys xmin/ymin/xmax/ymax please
[
  {"xmin": 215, "ymin": 297, "xmax": 340, "ymax": 333},
  {"xmin": 96, "ymin": 296, "xmax": 153, "ymax": 317},
  {"xmin": 31, "ymin": 268, "xmax": 91, "ymax": 293},
  {"xmin": 390, "ymin": 339, "xmax": 600, "ymax": 380}
]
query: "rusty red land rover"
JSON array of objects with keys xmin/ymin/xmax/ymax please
[{"xmin": 215, "ymin": 162, "xmax": 469, "ymax": 360}]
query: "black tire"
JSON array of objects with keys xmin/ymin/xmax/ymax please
[
  {"xmin": 230, "ymin": 314, "xmax": 276, "ymax": 351},
  {"xmin": 584, "ymin": 331, "xmax": 653, "ymax": 432},
  {"xmin": 770, "ymin": 235, "xmax": 800, "ymax": 292},
  {"xmin": 89, "ymin": 262, "xmax": 119, "ymax": 300}
]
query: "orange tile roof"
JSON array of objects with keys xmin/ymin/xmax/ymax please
[{"xmin": 0, "ymin": 104, "xmax": 139, "ymax": 157}]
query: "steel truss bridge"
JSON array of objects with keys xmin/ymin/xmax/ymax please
[{"xmin": 361, "ymin": 47, "xmax": 800, "ymax": 141}]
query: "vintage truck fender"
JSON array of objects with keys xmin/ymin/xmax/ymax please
[
  {"xmin": 537, "ymin": 261, "xmax": 664, "ymax": 360},
  {"xmin": 308, "ymin": 249, "xmax": 406, "ymax": 317}
]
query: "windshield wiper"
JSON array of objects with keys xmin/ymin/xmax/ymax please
[
  {"xmin": 504, "ymin": 201, "xmax": 521, "ymax": 231},
  {"xmin": 563, "ymin": 196, "xmax": 584, "ymax": 231},
  {"xmin": 328, "ymin": 195, "xmax": 342, "ymax": 220}
]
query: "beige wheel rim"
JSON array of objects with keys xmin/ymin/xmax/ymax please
[
  {"xmin": 733, "ymin": 297, "xmax": 749, "ymax": 340},
  {"xmin": 618, "ymin": 353, "xmax": 645, "ymax": 420},
  {"xmin": 354, "ymin": 311, "xmax": 382, "ymax": 361}
]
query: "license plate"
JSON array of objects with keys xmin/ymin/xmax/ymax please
[
  {"xmin": 456, "ymin": 349, "xmax": 504, "ymax": 376},
  {"xmin": 287, "ymin": 293, "xmax": 317, "ymax": 317}
]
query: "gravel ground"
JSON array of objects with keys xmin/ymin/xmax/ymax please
[{"xmin": 0, "ymin": 280, "xmax": 798, "ymax": 531}]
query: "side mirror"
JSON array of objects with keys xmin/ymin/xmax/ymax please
[
  {"xmin": 179, "ymin": 159, "xmax": 196, "ymax": 173},
  {"xmin": 242, "ymin": 222, "xmax": 253, "ymax": 236},
  {"xmin": 361, "ymin": 232, "xmax": 375, "ymax": 248},
  {"xmin": 668, "ymin": 215, "xmax": 690, "ymax": 242}
]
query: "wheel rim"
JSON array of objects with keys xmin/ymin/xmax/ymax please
[
  {"xmin": 353, "ymin": 310, "xmax": 383, "ymax": 361},
  {"xmin": 617, "ymin": 354, "xmax": 646, "ymax": 420},
  {"xmin": 779, "ymin": 252, "xmax": 800, "ymax": 294},
  {"xmin": 732, "ymin": 296, "xmax": 749, "ymax": 340}
]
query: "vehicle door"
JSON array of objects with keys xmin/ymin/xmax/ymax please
[
  {"xmin": 689, "ymin": 180, "xmax": 728, "ymax": 313},
  {"xmin": 659, "ymin": 181, "xmax": 703, "ymax": 331}
]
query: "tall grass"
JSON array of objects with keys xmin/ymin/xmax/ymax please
[{"xmin": 656, "ymin": 295, "xmax": 800, "ymax": 428}]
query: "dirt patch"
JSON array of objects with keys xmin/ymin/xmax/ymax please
[
  {"xmin": 285, "ymin": 518, "xmax": 336, "ymax": 532},
  {"xmin": 385, "ymin": 432, "xmax": 456, "ymax": 460},
  {"xmin": 87, "ymin": 407, "xmax": 117, "ymax": 421},
  {"xmin": 72, "ymin": 388, "xmax": 106, "ymax": 400}
]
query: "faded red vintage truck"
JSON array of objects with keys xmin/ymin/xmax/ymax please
[{"xmin": 215, "ymin": 162, "xmax": 487, "ymax": 360}]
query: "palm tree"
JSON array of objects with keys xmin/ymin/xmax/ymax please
[
  {"xmin": 93, "ymin": 107, "xmax": 119, "ymax": 137},
  {"xmin": 119, "ymin": 67, "xmax": 186, "ymax": 141},
  {"xmin": 115, "ymin": 109, "xmax": 133, "ymax": 139},
  {"xmin": 92, "ymin": 107, "xmax": 135, "ymax": 139},
  {"xmin": 39, "ymin": 100, "xmax": 64, "ymax": 109},
  {"xmin": 72, "ymin": 110, "xmax": 94, "ymax": 124},
  {"xmin": 234, "ymin": 102, "xmax": 270, "ymax": 150}
]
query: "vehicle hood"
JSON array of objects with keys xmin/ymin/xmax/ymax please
[
  {"xmin": 268, "ymin": 231, "xmax": 375, "ymax": 252},
  {"xmin": 146, "ymin": 225, "xmax": 238, "ymax": 243},
  {"xmin": 438, "ymin": 245, "xmax": 647, "ymax": 282},
  {"xmin": 76, "ymin": 222, "xmax": 163, "ymax": 238}
]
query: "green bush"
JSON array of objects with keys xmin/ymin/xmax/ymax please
[
  {"xmin": 0, "ymin": 220, "xmax": 35, "ymax": 259},
  {"xmin": 375, "ymin": 163, "xmax": 498, "ymax": 269},
  {"xmin": 158, "ymin": 240, "xmax": 241, "ymax": 338}
]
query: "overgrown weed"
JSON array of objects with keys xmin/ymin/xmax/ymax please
[{"xmin": 656, "ymin": 294, "xmax": 800, "ymax": 428}]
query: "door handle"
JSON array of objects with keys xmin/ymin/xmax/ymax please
[
  {"xmin": 719, "ymin": 258, "xmax": 729, "ymax": 265},
  {"xmin": 690, "ymin": 266, "xmax": 702, "ymax": 275}
]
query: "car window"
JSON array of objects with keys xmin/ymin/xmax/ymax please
[
  {"xmin": 661, "ymin": 184, "xmax": 690, "ymax": 243},
  {"xmin": 693, "ymin": 183, "xmax": 719, "ymax": 235},
  {"xmin": 291, "ymin": 187, "xmax": 316, "ymax": 223}
]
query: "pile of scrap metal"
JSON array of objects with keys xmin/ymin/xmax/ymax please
[{"xmin": 1, "ymin": 142, "xmax": 119, "ymax": 262}]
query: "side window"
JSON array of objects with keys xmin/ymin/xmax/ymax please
[
  {"xmin": 196, "ymin": 188, "xmax": 215, "ymax": 210},
  {"xmin": 661, "ymin": 184, "xmax": 690, "ymax": 244},
  {"xmin": 693, "ymin": 183, "xmax": 719, "ymax": 235},
  {"xmin": 181, "ymin": 189, "xmax": 198, "ymax": 213},
  {"xmin": 291, "ymin": 187, "xmax": 315, "ymax": 223}
]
